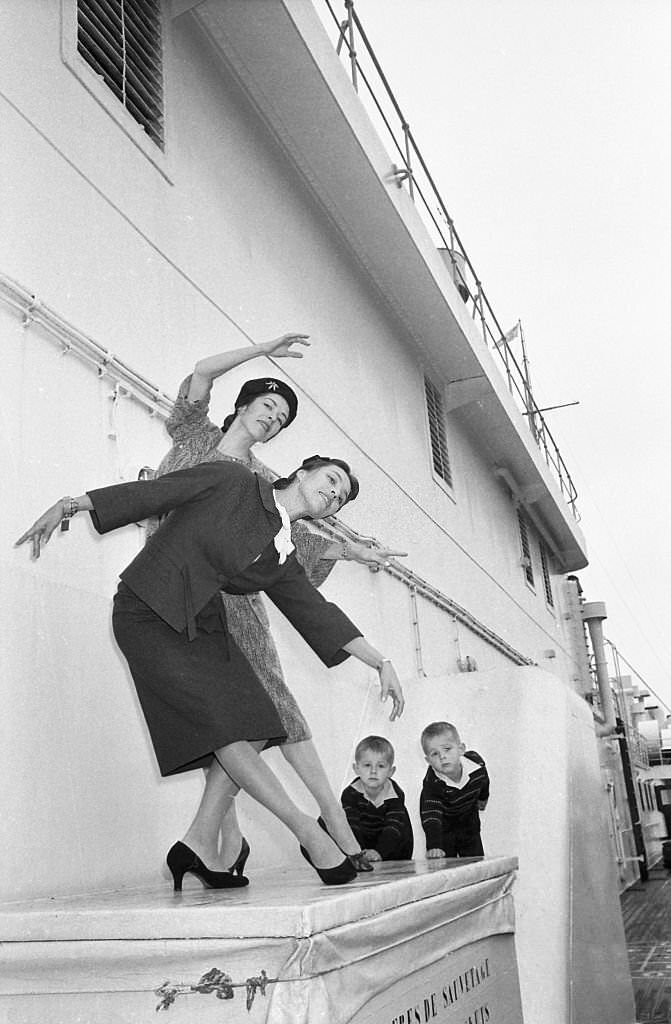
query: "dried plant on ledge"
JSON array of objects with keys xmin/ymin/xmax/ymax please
[{"xmin": 155, "ymin": 967, "xmax": 272, "ymax": 1013}]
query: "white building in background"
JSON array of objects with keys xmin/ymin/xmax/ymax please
[{"xmin": 0, "ymin": 2, "xmax": 643, "ymax": 1022}]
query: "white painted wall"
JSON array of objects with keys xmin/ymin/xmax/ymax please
[
  {"xmin": 335, "ymin": 668, "xmax": 635, "ymax": 1024},
  {"xmin": 0, "ymin": 7, "xmax": 637, "ymax": 1021},
  {"xmin": 2, "ymin": 0, "xmax": 591, "ymax": 918}
]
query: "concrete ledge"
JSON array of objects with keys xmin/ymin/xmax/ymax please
[
  {"xmin": 0, "ymin": 859, "xmax": 522, "ymax": 1023},
  {"xmin": 0, "ymin": 856, "xmax": 517, "ymax": 942}
]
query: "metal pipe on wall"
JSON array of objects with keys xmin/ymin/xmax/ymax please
[
  {"xmin": 581, "ymin": 601, "xmax": 617, "ymax": 737},
  {"xmin": 615, "ymin": 718, "xmax": 648, "ymax": 882}
]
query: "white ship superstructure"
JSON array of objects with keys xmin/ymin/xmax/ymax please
[{"xmin": 1, "ymin": 3, "xmax": 649, "ymax": 1022}]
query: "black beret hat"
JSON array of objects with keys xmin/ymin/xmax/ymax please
[{"xmin": 233, "ymin": 377, "xmax": 298, "ymax": 428}]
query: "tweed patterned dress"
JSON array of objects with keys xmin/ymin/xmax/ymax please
[{"xmin": 150, "ymin": 376, "xmax": 337, "ymax": 743}]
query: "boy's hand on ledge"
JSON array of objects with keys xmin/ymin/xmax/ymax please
[{"xmin": 427, "ymin": 848, "xmax": 446, "ymax": 859}]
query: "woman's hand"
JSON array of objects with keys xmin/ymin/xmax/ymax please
[
  {"xmin": 427, "ymin": 848, "xmax": 447, "ymax": 859},
  {"xmin": 379, "ymin": 661, "xmax": 404, "ymax": 721},
  {"xmin": 261, "ymin": 333, "xmax": 310, "ymax": 359},
  {"xmin": 15, "ymin": 501, "xmax": 67, "ymax": 559},
  {"xmin": 342, "ymin": 540, "xmax": 407, "ymax": 569},
  {"xmin": 363, "ymin": 848, "xmax": 382, "ymax": 862},
  {"xmin": 15, "ymin": 493, "xmax": 91, "ymax": 558},
  {"xmin": 341, "ymin": 639, "xmax": 405, "ymax": 720},
  {"xmin": 189, "ymin": 333, "xmax": 311, "ymax": 399}
]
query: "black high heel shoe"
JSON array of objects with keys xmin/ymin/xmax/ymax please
[
  {"xmin": 228, "ymin": 837, "xmax": 250, "ymax": 876},
  {"xmin": 167, "ymin": 841, "xmax": 249, "ymax": 892},
  {"xmin": 316, "ymin": 816, "xmax": 374, "ymax": 873},
  {"xmin": 299, "ymin": 843, "xmax": 357, "ymax": 885}
]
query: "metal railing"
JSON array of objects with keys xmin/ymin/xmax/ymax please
[
  {"xmin": 321, "ymin": 0, "xmax": 579, "ymax": 519},
  {"xmin": 0, "ymin": 272, "xmax": 174, "ymax": 418},
  {"xmin": 3, "ymin": 268, "xmax": 535, "ymax": 667},
  {"xmin": 606, "ymin": 637, "xmax": 671, "ymax": 767}
]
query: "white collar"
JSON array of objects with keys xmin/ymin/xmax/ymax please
[
  {"xmin": 432, "ymin": 756, "xmax": 481, "ymax": 790},
  {"xmin": 352, "ymin": 778, "xmax": 394, "ymax": 807},
  {"xmin": 272, "ymin": 494, "xmax": 295, "ymax": 564}
]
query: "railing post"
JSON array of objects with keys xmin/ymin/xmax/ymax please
[
  {"xmin": 402, "ymin": 121, "xmax": 414, "ymax": 198},
  {"xmin": 323, "ymin": 0, "xmax": 579, "ymax": 521},
  {"xmin": 475, "ymin": 281, "xmax": 488, "ymax": 348},
  {"xmin": 343, "ymin": 0, "xmax": 358, "ymax": 92}
]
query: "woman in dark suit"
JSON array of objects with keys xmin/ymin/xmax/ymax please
[
  {"xmin": 17, "ymin": 456, "xmax": 404, "ymax": 888},
  {"xmin": 155, "ymin": 335, "xmax": 404, "ymax": 877}
]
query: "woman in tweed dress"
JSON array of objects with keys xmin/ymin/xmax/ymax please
[{"xmin": 155, "ymin": 333, "xmax": 405, "ymax": 875}]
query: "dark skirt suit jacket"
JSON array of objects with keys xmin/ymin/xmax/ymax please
[{"xmin": 87, "ymin": 461, "xmax": 362, "ymax": 775}]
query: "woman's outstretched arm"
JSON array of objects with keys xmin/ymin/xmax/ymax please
[
  {"xmin": 15, "ymin": 463, "xmax": 244, "ymax": 558},
  {"xmin": 15, "ymin": 494, "xmax": 93, "ymax": 559},
  {"xmin": 188, "ymin": 333, "xmax": 310, "ymax": 401},
  {"xmin": 321, "ymin": 538, "xmax": 408, "ymax": 569}
]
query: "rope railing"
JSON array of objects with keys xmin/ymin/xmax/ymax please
[{"xmin": 323, "ymin": 0, "xmax": 579, "ymax": 519}]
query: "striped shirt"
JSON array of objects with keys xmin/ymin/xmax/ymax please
[
  {"xmin": 420, "ymin": 751, "xmax": 490, "ymax": 850},
  {"xmin": 341, "ymin": 778, "xmax": 414, "ymax": 860}
]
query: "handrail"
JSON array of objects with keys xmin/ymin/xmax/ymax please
[
  {"xmin": 323, "ymin": 0, "xmax": 579, "ymax": 519},
  {"xmin": 606, "ymin": 637, "xmax": 671, "ymax": 717},
  {"xmin": 0, "ymin": 272, "xmax": 174, "ymax": 418},
  {"xmin": 2, "ymin": 268, "xmax": 534, "ymax": 667}
]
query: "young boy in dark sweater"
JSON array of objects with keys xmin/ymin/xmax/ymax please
[
  {"xmin": 420, "ymin": 721, "xmax": 489, "ymax": 858},
  {"xmin": 341, "ymin": 735, "xmax": 413, "ymax": 862}
]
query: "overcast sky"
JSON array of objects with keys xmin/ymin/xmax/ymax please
[{"xmin": 321, "ymin": 0, "xmax": 671, "ymax": 709}]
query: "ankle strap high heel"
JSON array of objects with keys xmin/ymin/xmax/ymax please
[
  {"xmin": 167, "ymin": 841, "xmax": 249, "ymax": 892},
  {"xmin": 316, "ymin": 816, "xmax": 374, "ymax": 872},
  {"xmin": 228, "ymin": 837, "xmax": 250, "ymax": 876},
  {"xmin": 299, "ymin": 844, "xmax": 357, "ymax": 885}
]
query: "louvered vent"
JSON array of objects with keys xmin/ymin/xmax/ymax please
[
  {"xmin": 424, "ymin": 377, "xmax": 452, "ymax": 487},
  {"xmin": 539, "ymin": 541, "xmax": 554, "ymax": 607},
  {"xmin": 77, "ymin": 0, "xmax": 164, "ymax": 149},
  {"xmin": 517, "ymin": 507, "xmax": 534, "ymax": 587}
]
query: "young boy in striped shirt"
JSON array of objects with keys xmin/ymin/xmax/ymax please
[
  {"xmin": 420, "ymin": 721, "xmax": 489, "ymax": 859},
  {"xmin": 341, "ymin": 736, "xmax": 414, "ymax": 862}
]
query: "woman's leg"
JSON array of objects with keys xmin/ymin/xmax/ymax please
[
  {"xmin": 182, "ymin": 755, "xmax": 257, "ymax": 871},
  {"xmin": 280, "ymin": 740, "xmax": 361, "ymax": 855},
  {"xmin": 216, "ymin": 741, "xmax": 346, "ymax": 869},
  {"xmin": 219, "ymin": 595, "xmax": 358, "ymax": 855}
]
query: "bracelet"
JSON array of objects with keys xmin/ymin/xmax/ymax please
[{"xmin": 60, "ymin": 496, "xmax": 79, "ymax": 533}]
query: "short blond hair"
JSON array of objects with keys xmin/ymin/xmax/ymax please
[
  {"xmin": 420, "ymin": 721, "xmax": 461, "ymax": 752},
  {"xmin": 355, "ymin": 735, "xmax": 395, "ymax": 765}
]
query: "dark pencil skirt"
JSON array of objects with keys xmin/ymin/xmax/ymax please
[{"xmin": 112, "ymin": 583, "xmax": 287, "ymax": 776}]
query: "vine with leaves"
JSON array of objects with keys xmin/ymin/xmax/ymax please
[{"xmin": 156, "ymin": 967, "xmax": 274, "ymax": 1013}]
